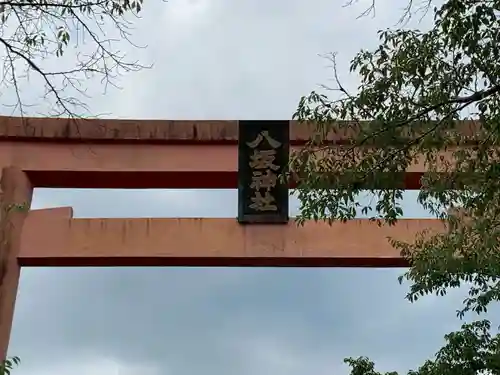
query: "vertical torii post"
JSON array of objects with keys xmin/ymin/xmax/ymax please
[{"xmin": 0, "ymin": 168, "xmax": 32, "ymax": 360}]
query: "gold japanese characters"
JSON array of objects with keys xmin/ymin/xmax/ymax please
[{"xmin": 246, "ymin": 130, "xmax": 282, "ymax": 212}]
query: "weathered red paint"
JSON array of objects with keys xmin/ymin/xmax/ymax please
[
  {"xmin": 0, "ymin": 116, "xmax": 461, "ymax": 360},
  {"xmin": 0, "ymin": 168, "xmax": 32, "ymax": 360}
]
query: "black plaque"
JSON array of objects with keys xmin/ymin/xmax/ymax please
[{"xmin": 237, "ymin": 120, "xmax": 289, "ymax": 224}]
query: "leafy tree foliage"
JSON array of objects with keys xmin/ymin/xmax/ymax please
[
  {"xmin": 0, "ymin": 356, "xmax": 19, "ymax": 375},
  {"xmin": 0, "ymin": 0, "xmax": 151, "ymax": 116},
  {"xmin": 290, "ymin": 0, "xmax": 500, "ymax": 373}
]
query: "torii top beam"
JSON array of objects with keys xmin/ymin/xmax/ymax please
[
  {"xmin": 0, "ymin": 116, "xmax": 480, "ymax": 190},
  {"xmin": 0, "ymin": 116, "xmax": 480, "ymax": 144}
]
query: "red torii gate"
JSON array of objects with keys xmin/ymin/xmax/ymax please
[{"xmin": 0, "ymin": 116, "xmax": 468, "ymax": 360}]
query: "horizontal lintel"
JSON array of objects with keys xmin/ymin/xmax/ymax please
[
  {"xmin": 1, "ymin": 142, "xmax": 453, "ymax": 189},
  {"xmin": 19, "ymin": 209, "xmax": 444, "ymax": 268}
]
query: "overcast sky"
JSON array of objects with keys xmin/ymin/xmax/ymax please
[{"xmin": 5, "ymin": 0, "xmax": 499, "ymax": 374}]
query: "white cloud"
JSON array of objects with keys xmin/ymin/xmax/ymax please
[
  {"xmin": 164, "ymin": 0, "xmax": 214, "ymax": 33},
  {"xmin": 15, "ymin": 355, "xmax": 162, "ymax": 375},
  {"xmin": 236, "ymin": 335, "xmax": 340, "ymax": 375}
]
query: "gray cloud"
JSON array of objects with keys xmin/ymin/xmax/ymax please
[
  {"xmin": 11, "ymin": 189, "xmax": 496, "ymax": 375},
  {"xmin": 4, "ymin": 1, "xmax": 495, "ymax": 374}
]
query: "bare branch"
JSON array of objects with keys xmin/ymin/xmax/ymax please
[{"xmin": 0, "ymin": 0, "xmax": 157, "ymax": 118}]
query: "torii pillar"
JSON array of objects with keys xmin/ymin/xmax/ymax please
[
  {"xmin": 0, "ymin": 168, "xmax": 32, "ymax": 359},
  {"xmin": 0, "ymin": 116, "xmax": 470, "ymax": 360}
]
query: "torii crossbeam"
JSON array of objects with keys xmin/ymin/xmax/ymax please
[{"xmin": 0, "ymin": 116, "xmax": 463, "ymax": 360}]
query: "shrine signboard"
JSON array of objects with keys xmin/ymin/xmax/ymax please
[{"xmin": 237, "ymin": 120, "xmax": 289, "ymax": 224}]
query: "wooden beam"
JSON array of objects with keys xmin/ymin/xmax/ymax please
[
  {"xmin": 0, "ymin": 116, "xmax": 481, "ymax": 144},
  {"xmin": 0, "ymin": 141, "xmax": 458, "ymax": 189},
  {"xmin": 0, "ymin": 117, "xmax": 478, "ymax": 189},
  {"xmin": 19, "ymin": 208, "xmax": 445, "ymax": 268}
]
